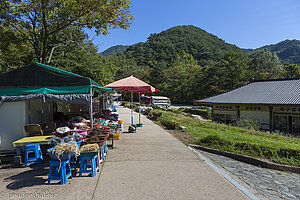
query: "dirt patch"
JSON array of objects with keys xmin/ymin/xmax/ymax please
[{"xmin": 166, "ymin": 129, "xmax": 197, "ymax": 144}]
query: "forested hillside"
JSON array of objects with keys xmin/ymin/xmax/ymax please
[
  {"xmin": 125, "ymin": 25, "xmax": 242, "ymax": 66},
  {"xmin": 1, "ymin": 24, "xmax": 299, "ymax": 104},
  {"xmin": 101, "ymin": 45, "xmax": 130, "ymax": 56},
  {"xmin": 244, "ymin": 40, "xmax": 300, "ymax": 65},
  {"xmin": 119, "ymin": 26, "xmax": 290, "ymax": 103},
  {"xmin": 259, "ymin": 40, "xmax": 300, "ymax": 65}
]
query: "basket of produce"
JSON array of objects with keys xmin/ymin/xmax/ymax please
[
  {"xmin": 47, "ymin": 142, "xmax": 80, "ymax": 160},
  {"xmin": 80, "ymin": 144, "xmax": 100, "ymax": 156},
  {"xmin": 74, "ymin": 128, "xmax": 88, "ymax": 136},
  {"xmin": 90, "ymin": 127, "xmax": 110, "ymax": 136},
  {"xmin": 85, "ymin": 136, "xmax": 106, "ymax": 147},
  {"xmin": 85, "ymin": 134, "xmax": 109, "ymax": 140},
  {"xmin": 55, "ymin": 127, "xmax": 71, "ymax": 138}
]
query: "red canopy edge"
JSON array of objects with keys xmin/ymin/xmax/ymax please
[{"xmin": 105, "ymin": 75, "xmax": 158, "ymax": 93}]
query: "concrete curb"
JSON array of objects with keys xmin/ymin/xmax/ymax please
[{"xmin": 189, "ymin": 144, "xmax": 300, "ymax": 174}]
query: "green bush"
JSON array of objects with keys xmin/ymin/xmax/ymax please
[
  {"xmin": 159, "ymin": 115, "xmax": 180, "ymax": 130},
  {"xmin": 235, "ymin": 119, "xmax": 261, "ymax": 131},
  {"xmin": 148, "ymin": 110, "xmax": 180, "ymax": 130},
  {"xmin": 149, "ymin": 110, "xmax": 163, "ymax": 120}
]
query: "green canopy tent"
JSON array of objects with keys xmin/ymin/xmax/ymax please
[{"xmin": 0, "ymin": 62, "xmax": 114, "ymax": 128}]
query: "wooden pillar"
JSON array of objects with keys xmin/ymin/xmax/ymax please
[
  {"xmin": 237, "ymin": 105, "xmax": 240, "ymax": 120},
  {"xmin": 269, "ymin": 106, "xmax": 273, "ymax": 133},
  {"xmin": 211, "ymin": 105, "xmax": 214, "ymax": 122}
]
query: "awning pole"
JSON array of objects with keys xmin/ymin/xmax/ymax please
[
  {"xmin": 131, "ymin": 91, "xmax": 133, "ymax": 125},
  {"xmin": 90, "ymin": 88, "xmax": 93, "ymax": 129},
  {"xmin": 139, "ymin": 93, "xmax": 141, "ymax": 125}
]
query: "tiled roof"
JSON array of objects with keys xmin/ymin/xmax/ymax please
[{"xmin": 194, "ymin": 78, "xmax": 300, "ymax": 105}]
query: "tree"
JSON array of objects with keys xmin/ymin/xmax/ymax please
[
  {"xmin": 281, "ymin": 64, "xmax": 300, "ymax": 78},
  {"xmin": 155, "ymin": 51, "xmax": 201, "ymax": 104},
  {"xmin": 216, "ymin": 51, "xmax": 251, "ymax": 91},
  {"xmin": 112, "ymin": 54, "xmax": 150, "ymax": 81},
  {"xmin": 249, "ymin": 48, "xmax": 283, "ymax": 79},
  {"xmin": 49, "ymin": 29, "xmax": 118, "ymax": 85},
  {"xmin": 196, "ymin": 51, "xmax": 252, "ymax": 99},
  {"xmin": 0, "ymin": 26, "xmax": 34, "ymax": 73},
  {"xmin": 0, "ymin": 0, "xmax": 133, "ymax": 63}
]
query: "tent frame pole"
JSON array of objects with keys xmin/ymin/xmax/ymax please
[
  {"xmin": 138, "ymin": 93, "xmax": 141, "ymax": 125},
  {"xmin": 131, "ymin": 91, "xmax": 133, "ymax": 125},
  {"xmin": 90, "ymin": 87, "xmax": 93, "ymax": 129}
]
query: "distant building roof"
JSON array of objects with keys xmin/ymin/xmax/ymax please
[{"xmin": 194, "ymin": 78, "xmax": 300, "ymax": 105}]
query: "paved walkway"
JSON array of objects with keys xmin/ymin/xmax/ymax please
[
  {"xmin": 93, "ymin": 107, "xmax": 248, "ymax": 200},
  {"xmin": 0, "ymin": 107, "xmax": 249, "ymax": 200},
  {"xmin": 198, "ymin": 150, "xmax": 300, "ymax": 200}
]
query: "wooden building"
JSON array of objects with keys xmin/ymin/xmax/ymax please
[{"xmin": 194, "ymin": 78, "xmax": 300, "ymax": 135}]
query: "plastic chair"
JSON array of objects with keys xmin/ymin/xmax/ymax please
[
  {"xmin": 25, "ymin": 124, "xmax": 43, "ymax": 136},
  {"xmin": 48, "ymin": 160, "xmax": 72, "ymax": 184},
  {"xmin": 24, "ymin": 143, "xmax": 43, "ymax": 167},
  {"xmin": 79, "ymin": 155, "xmax": 99, "ymax": 177}
]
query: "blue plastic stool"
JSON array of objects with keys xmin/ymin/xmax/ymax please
[
  {"xmin": 70, "ymin": 156, "xmax": 77, "ymax": 170},
  {"xmin": 70, "ymin": 140, "xmax": 82, "ymax": 170},
  {"xmin": 48, "ymin": 160, "xmax": 72, "ymax": 185},
  {"xmin": 79, "ymin": 155, "xmax": 99, "ymax": 177},
  {"xmin": 24, "ymin": 143, "xmax": 43, "ymax": 167},
  {"xmin": 104, "ymin": 141, "xmax": 108, "ymax": 156},
  {"xmin": 103, "ymin": 141, "xmax": 108, "ymax": 157},
  {"xmin": 99, "ymin": 141, "xmax": 107, "ymax": 161}
]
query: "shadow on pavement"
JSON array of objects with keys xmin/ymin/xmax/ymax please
[{"xmin": 4, "ymin": 163, "xmax": 48, "ymax": 190}]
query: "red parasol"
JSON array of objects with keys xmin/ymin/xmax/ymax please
[
  {"xmin": 105, "ymin": 75, "xmax": 157, "ymax": 127},
  {"xmin": 105, "ymin": 75, "xmax": 158, "ymax": 93}
]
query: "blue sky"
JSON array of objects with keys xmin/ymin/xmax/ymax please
[{"xmin": 86, "ymin": 0, "xmax": 300, "ymax": 52}]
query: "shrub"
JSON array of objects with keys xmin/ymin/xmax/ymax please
[
  {"xmin": 149, "ymin": 110, "xmax": 163, "ymax": 120},
  {"xmin": 159, "ymin": 115, "xmax": 180, "ymax": 130},
  {"xmin": 235, "ymin": 119, "xmax": 261, "ymax": 131}
]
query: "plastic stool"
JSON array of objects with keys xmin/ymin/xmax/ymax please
[
  {"xmin": 69, "ymin": 140, "xmax": 82, "ymax": 170},
  {"xmin": 48, "ymin": 160, "xmax": 72, "ymax": 185},
  {"xmin": 79, "ymin": 155, "xmax": 99, "ymax": 177},
  {"xmin": 103, "ymin": 141, "xmax": 108, "ymax": 157},
  {"xmin": 99, "ymin": 141, "xmax": 107, "ymax": 161},
  {"xmin": 70, "ymin": 156, "xmax": 77, "ymax": 170},
  {"xmin": 24, "ymin": 143, "xmax": 43, "ymax": 167}
]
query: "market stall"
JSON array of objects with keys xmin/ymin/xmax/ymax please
[{"xmin": 0, "ymin": 62, "xmax": 114, "ymax": 153}]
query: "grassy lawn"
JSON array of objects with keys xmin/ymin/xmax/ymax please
[{"xmin": 150, "ymin": 109, "xmax": 300, "ymax": 166}]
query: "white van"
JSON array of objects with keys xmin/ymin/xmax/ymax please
[{"xmin": 141, "ymin": 96, "xmax": 171, "ymax": 108}]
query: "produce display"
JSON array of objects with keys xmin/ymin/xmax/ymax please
[
  {"xmin": 49, "ymin": 130, "xmax": 83, "ymax": 146},
  {"xmin": 47, "ymin": 111, "xmax": 123, "ymax": 163},
  {"xmin": 89, "ymin": 127, "xmax": 111, "ymax": 136},
  {"xmin": 48, "ymin": 142, "xmax": 80, "ymax": 161},
  {"xmin": 80, "ymin": 144, "xmax": 99, "ymax": 152},
  {"xmin": 56, "ymin": 127, "xmax": 70, "ymax": 134}
]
